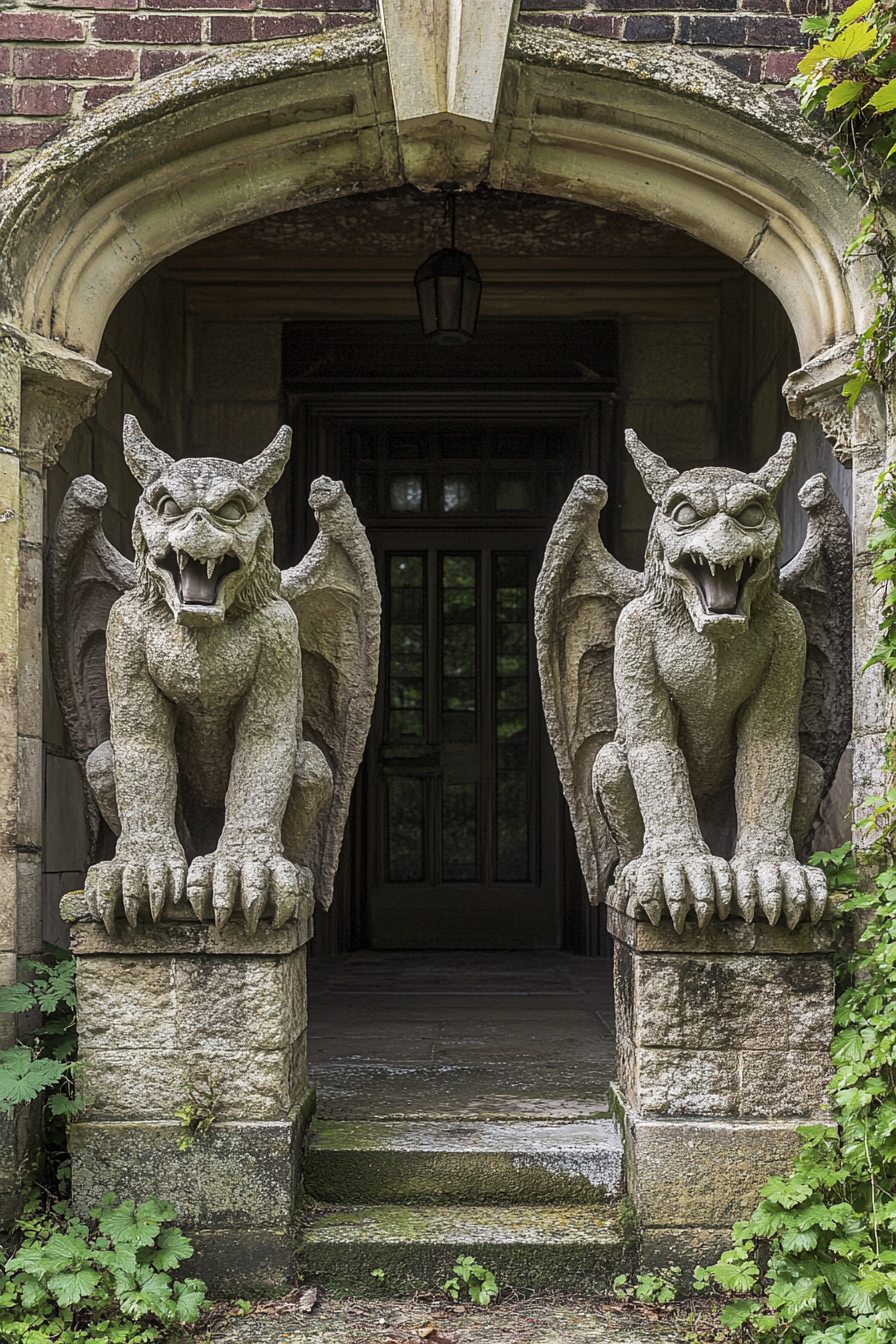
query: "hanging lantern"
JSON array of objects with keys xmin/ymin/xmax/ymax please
[{"xmin": 414, "ymin": 184, "xmax": 482, "ymax": 346}]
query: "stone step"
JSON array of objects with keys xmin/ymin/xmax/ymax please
[
  {"xmin": 297, "ymin": 1203, "xmax": 632, "ymax": 1296},
  {"xmin": 303, "ymin": 1118, "xmax": 624, "ymax": 1205}
]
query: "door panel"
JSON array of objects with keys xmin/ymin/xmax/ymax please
[{"xmin": 372, "ymin": 536, "xmax": 549, "ymax": 948}]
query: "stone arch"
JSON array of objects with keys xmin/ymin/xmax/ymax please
[{"xmin": 0, "ymin": 25, "xmax": 875, "ymax": 367}]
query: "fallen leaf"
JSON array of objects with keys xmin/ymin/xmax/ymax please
[{"xmin": 299, "ymin": 1286, "xmax": 319, "ymax": 1313}]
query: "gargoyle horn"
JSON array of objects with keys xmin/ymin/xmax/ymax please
[
  {"xmin": 123, "ymin": 415, "xmax": 175, "ymax": 487},
  {"xmin": 625, "ymin": 429, "xmax": 680, "ymax": 503},
  {"xmin": 240, "ymin": 426, "xmax": 293, "ymax": 497},
  {"xmin": 749, "ymin": 432, "xmax": 797, "ymax": 501}
]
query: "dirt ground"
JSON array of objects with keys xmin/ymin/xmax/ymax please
[{"xmin": 203, "ymin": 1289, "xmax": 729, "ymax": 1344}]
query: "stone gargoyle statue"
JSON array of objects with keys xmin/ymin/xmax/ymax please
[
  {"xmin": 48, "ymin": 415, "xmax": 380, "ymax": 936},
  {"xmin": 535, "ymin": 430, "xmax": 851, "ymax": 933}
]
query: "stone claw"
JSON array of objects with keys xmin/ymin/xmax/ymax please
[{"xmin": 731, "ymin": 856, "xmax": 829, "ymax": 929}]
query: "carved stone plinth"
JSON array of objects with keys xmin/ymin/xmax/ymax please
[
  {"xmin": 64, "ymin": 894, "xmax": 313, "ymax": 1293},
  {"xmin": 608, "ymin": 906, "xmax": 843, "ymax": 1271}
]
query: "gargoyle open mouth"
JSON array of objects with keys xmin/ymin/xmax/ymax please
[
  {"xmin": 677, "ymin": 554, "xmax": 759, "ymax": 614},
  {"xmin": 160, "ymin": 549, "xmax": 241, "ymax": 605}
]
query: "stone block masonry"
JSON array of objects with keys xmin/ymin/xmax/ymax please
[
  {"xmin": 64, "ymin": 896, "xmax": 316, "ymax": 1294},
  {"xmin": 609, "ymin": 907, "xmax": 842, "ymax": 1273}
]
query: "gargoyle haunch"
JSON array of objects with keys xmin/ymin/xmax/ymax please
[
  {"xmin": 535, "ymin": 430, "xmax": 851, "ymax": 933},
  {"xmin": 48, "ymin": 415, "xmax": 380, "ymax": 935}
]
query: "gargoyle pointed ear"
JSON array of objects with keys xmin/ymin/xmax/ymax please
[
  {"xmin": 240, "ymin": 426, "xmax": 292, "ymax": 496},
  {"xmin": 123, "ymin": 415, "xmax": 174, "ymax": 487},
  {"xmin": 625, "ymin": 429, "xmax": 680, "ymax": 503},
  {"xmin": 750, "ymin": 432, "xmax": 796, "ymax": 501}
]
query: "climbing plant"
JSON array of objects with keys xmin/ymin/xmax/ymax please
[
  {"xmin": 793, "ymin": 0, "xmax": 896, "ymax": 405},
  {"xmin": 703, "ymin": 471, "xmax": 896, "ymax": 1339}
]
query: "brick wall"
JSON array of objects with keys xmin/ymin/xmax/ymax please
[
  {"xmin": 0, "ymin": 0, "xmax": 817, "ymax": 183},
  {"xmin": 0, "ymin": 0, "xmax": 375, "ymax": 179},
  {"xmin": 518, "ymin": 0, "xmax": 812, "ymax": 87}
]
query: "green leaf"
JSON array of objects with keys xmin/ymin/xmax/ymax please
[
  {"xmin": 868, "ymin": 78, "xmax": 896, "ymax": 112},
  {"xmin": 0, "ymin": 984, "xmax": 37, "ymax": 1014},
  {"xmin": 827, "ymin": 79, "xmax": 865, "ymax": 110},
  {"xmin": 46, "ymin": 1268, "xmax": 102, "ymax": 1307},
  {"xmin": 837, "ymin": 0, "xmax": 875, "ymax": 28},
  {"xmin": 721, "ymin": 1299, "xmax": 762, "ymax": 1328},
  {"xmin": 146, "ymin": 1227, "xmax": 193, "ymax": 1271}
]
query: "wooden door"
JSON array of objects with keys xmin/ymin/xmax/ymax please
[{"xmin": 348, "ymin": 417, "xmax": 586, "ymax": 948}]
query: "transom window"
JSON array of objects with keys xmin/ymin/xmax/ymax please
[{"xmin": 347, "ymin": 423, "xmax": 572, "ymax": 520}]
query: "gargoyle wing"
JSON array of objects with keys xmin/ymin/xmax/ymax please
[
  {"xmin": 280, "ymin": 477, "xmax": 381, "ymax": 910},
  {"xmin": 779, "ymin": 473, "xmax": 852, "ymax": 794},
  {"xmin": 46, "ymin": 476, "xmax": 137, "ymax": 858},
  {"xmin": 535, "ymin": 475, "xmax": 644, "ymax": 903}
]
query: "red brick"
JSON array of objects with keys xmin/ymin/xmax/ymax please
[
  {"xmin": 14, "ymin": 81, "xmax": 72, "ymax": 114},
  {"xmin": 37, "ymin": 0, "xmax": 137, "ymax": 8},
  {"xmin": 139, "ymin": 46, "xmax": 202, "ymax": 78},
  {"xmin": 0, "ymin": 13, "xmax": 83, "ymax": 41},
  {"xmin": 764, "ymin": 49, "xmax": 801, "ymax": 80},
  {"xmin": 621, "ymin": 13, "xmax": 674, "ymax": 39},
  {"xmin": 94, "ymin": 13, "xmax": 201, "ymax": 42},
  {"xmin": 324, "ymin": 13, "xmax": 369, "ymax": 25},
  {"xmin": 678, "ymin": 12, "xmax": 801, "ymax": 43},
  {"xmin": 255, "ymin": 0, "xmax": 372, "ymax": 6},
  {"xmin": 0, "ymin": 85, "xmax": 11, "ymax": 115},
  {"xmin": 13, "ymin": 46, "xmax": 135, "ymax": 78},
  {"xmin": 252, "ymin": 12, "xmax": 321, "ymax": 36},
  {"xmin": 83, "ymin": 81, "xmax": 126, "ymax": 106},
  {"xmin": 704, "ymin": 49, "xmax": 762, "ymax": 79},
  {"xmin": 0, "ymin": 49, "xmax": 9, "ymax": 76},
  {"xmin": 569, "ymin": 14, "xmax": 619, "ymax": 36},
  {"xmin": 210, "ymin": 14, "xmax": 252, "ymax": 41},
  {"xmin": 147, "ymin": 0, "xmax": 254, "ymax": 8},
  {"xmin": 0, "ymin": 120, "xmax": 64, "ymax": 152}
]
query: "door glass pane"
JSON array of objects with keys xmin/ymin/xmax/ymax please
[
  {"xmin": 388, "ymin": 555, "xmax": 425, "ymax": 741},
  {"xmin": 442, "ymin": 783, "xmax": 478, "ymax": 881},
  {"xmin": 388, "ymin": 776, "xmax": 425, "ymax": 881},
  {"xmin": 441, "ymin": 556, "xmax": 477, "ymax": 744},
  {"xmin": 495, "ymin": 554, "xmax": 529, "ymax": 881}
]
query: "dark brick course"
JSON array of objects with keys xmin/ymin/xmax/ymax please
[
  {"xmin": 13, "ymin": 79, "xmax": 72, "ymax": 112},
  {"xmin": 13, "ymin": 45, "xmax": 135, "ymax": 77}
]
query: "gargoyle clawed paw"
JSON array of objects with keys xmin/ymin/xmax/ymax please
[
  {"xmin": 186, "ymin": 853, "xmax": 313, "ymax": 933},
  {"xmin": 612, "ymin": 854, "xmax": 828, "ymax": 931},
  {"xmin": 613, "ymin": 854, "xmax": 733, "ymax": 933},
  {"xmin": 85, "ymin": 854, "xmax": 188, "ymax": 936}
]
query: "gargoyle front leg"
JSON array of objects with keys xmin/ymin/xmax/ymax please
[
  {"xmin": 607, "ymin": 606, "xmax": 732, "ymax": 932},
  {"xmin": 185, "ymin": 606, "xmax": 312, "ymax": 931},
  {"xmin": 85, "ymin": 603, "xmax": 187, "ymax": 933},
  {"xmin": 731, "ymin": 606, "xmax": 828, "ymax": 928}
]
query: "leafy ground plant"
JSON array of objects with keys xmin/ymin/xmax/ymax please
[
  {"xmin": 707, "ymin": 865, "xmax": 896, "ymax": 1341},
  {"xmin": 442, "ymin": 1256, "xmax": 499, "ymax": 1306},
  {"xmin": 613, "ymin": 1266, "xmax": 682, "ymax": 1305},
  {"xmin": 0, "ymin": 947, "xmax": 85, "ymax": 1144},
  {"xmin": 0, "ymin": 1190, "xmax": 207, "ymax": 1343}
]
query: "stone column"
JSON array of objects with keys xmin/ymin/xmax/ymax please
[
  {"xmin": 64, "ymin": 895, "xmax": 314, "ymax": 1294},
  {"xmin": 609, "ymin": 907, "xmax": 843, "ymax": 1271}
]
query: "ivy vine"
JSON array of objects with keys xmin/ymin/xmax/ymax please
[
  {"xmin": 793, "ymin": 0, "xmax": 896, "ymax": 406},
  {"xmin": 701, "ymin": 472, "xmax": 896, "ymax": 1340}
]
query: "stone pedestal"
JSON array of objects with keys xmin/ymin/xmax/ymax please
[
  {"xmin": 63, "ymin": 894, "xmax": 314, "ymax": 1293},
  {"xmin": 608, "ymin": 906, "xmax": 843, "ymax": 1272}
]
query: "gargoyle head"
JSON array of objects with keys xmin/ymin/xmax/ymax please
[
  {"xmin": 124, "ymin": 416, "xmax": 290, "ymax": 627},
  {"xmin": 628, "ymin": 429, "xmax": 795, "ymax": 639}
]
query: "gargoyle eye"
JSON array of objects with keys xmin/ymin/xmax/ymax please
[
  {"xmin": 672, "ymin": 502, "xmax": 700, "ymax": 526},
  {"xmin": 159, "ymin": 497, "xmax": 182, "ymax": 519},
  {"xmin": 215, "ymin": 500, "xmax": 246, "ymax": 523},
  {"xmin": 735, "ymin": 504, "xmax": 765, "ymax": 528}
]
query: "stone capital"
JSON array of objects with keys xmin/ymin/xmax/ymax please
[
  {"xmin": 0, "ymin": 323, "xmax": 110, "ymax": 472},
  {"xmin": 783, "ymin": 339, "xmax": 885, "ymax": 468}
]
